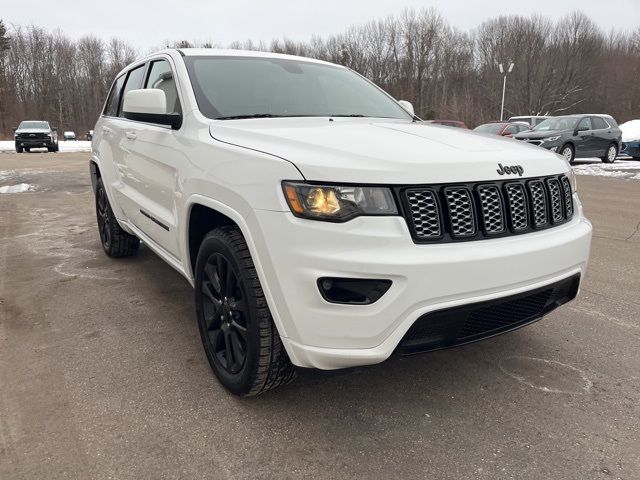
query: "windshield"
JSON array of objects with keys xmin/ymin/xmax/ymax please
[
  {"xmin": 534, "ymin": 117, "xmax": 578, "ymax": 131},
  {"xmin": 18, "ymin": 121, "xmax": 49, "ymax": 130},
  {"xmin": 183, "ymin": 56, "xmax": 413, "ymax": 120},
  {"xmin": 474, "ymin": 123, "xmax": 504, "ymax": 134}
]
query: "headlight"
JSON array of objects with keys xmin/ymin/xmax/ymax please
[
  {"xmin": 282, "ymin": 182, "xmax": 398, "ymax": 221},
  {"xmin": 543, "ymin": 136, "xmax": 561, "ymax": 142}
]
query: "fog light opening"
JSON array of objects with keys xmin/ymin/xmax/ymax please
[{"xmin": 317, "ymin": 277, "xmax": 392, "ymax": 305}]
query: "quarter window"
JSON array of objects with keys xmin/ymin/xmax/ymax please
[
  {"xmin": 118, "ymin": 65, "xmax": 147, "ymax": 117},
  {"xmin": 104, "ymin": 75, "xmax": 125, "ymax": 117},
  {"xmin": 145, "ymin": 60, "xmax": 182, "ymax": 114}
]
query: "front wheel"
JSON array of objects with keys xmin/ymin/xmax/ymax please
[
  {"xmin": 16, "ymin": 146, "xmax": 23, "ymax": 153},
  {"xmin": 560, "ymin": 144, "xmax": 575, "ymax": 164},
  {"xmin": 602, "ymin": 144, "xmax": 617, "ymax": 164},
  {"xmin": 95, "ymin": 177, "xmax": 140, "ymax": 257},
  {"xmin": 195, "ymin": 226, "xmax": 296, "ymax": 396}
]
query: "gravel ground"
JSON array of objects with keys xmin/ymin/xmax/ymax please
[{"xmin": 1, "ymin": 152, "xmax": 639, "ymax": 480}]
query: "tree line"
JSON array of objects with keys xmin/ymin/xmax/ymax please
[{"xmin": 0, "ymin": 9, "xmax": 638, "ymax": 139}]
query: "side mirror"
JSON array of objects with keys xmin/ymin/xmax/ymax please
[
  {"xmin": 122, "ymin": 89, "xmax": 182, "ymax": 129},
  {"xmin": 575, "ymin": 126, "xmax": 589, "ymax": 133},
  {"xmin": 398, "ymin": 100, "xmax": 415, "ymax": 116}
]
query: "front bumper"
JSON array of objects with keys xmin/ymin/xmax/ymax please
[
  {"xmin": 249, "ymin": 196, "xmax": 592, "ymax": 369},
  {"xmin": 622, "ymin": 141, "xmax": 640, "ymax": 158},
  {"xmin": 15, "ymin": 139, "xmax": 54, "ymax": 148}
]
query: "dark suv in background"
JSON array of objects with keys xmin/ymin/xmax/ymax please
[
  {"xmin": 514, "ymin": 114, "xmax": 622, "ymax": 164},
  {"xmin": 14, "ymin": 120, "xmax": 59, "ymax": 153}
]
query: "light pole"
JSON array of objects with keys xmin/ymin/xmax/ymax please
[{"xmin": 499, "ymin": 62, "xmax": 514, "ymax": 121}]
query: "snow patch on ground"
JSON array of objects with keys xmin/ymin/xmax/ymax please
[
  {"xmin": 0, "ymin": 140, "xmax": 91, "ymax": 153},
  {"xmin": 0, "ymin": 183, "xmax": 32, "ymax": 193},
  {"xmin": 572, "ymin": 160, "xmax": 640, "ymax": 180}
]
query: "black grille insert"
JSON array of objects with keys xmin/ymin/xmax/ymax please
[
  {"xmin": 397, "ymin": 273, "xmax": 581, "ymax": 355},
  {"xmin": 399, "ymin": 174, "xmax": 574, "ymax": 244}
]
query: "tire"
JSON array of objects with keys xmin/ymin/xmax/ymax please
[
  {"xmin": 633, "ymin": 157, "xmax": 640, "ymax": 161},
  {"xmin": 195, "ymin": 226, "xmax": 296, "ymax": 396},
  {"xmin": 601, "ymin": 143, "xmax": 617, "ymax": 163},
  {"xmin": 24, "ymin": 148, "xmax": 31, "ymax": 153},
  {"xmin": 47, "ymin": 146, "xmax": 55, "ymax": 153},
  {"xmin": 16, "ymin": 146, "xmax": 23, "ymax": 153},
  {"xmin": 560, "ymin": 144, "xmax": 575, "ymax": 164},
  {"xmin": 95, "ymin": 177, "xmax": 140, "ymax": 257},
  {"xmin": 54, "ymin": 143, "xmax": 59, "ymax": 152}
]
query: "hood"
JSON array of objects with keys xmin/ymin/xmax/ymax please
[
  {"xmin": 514, "ymin": 129, "xmax": 568, "ymax": 140},
  {"xmin": 16, "ymin": 128, "xmax": 52, "ymax": 135},
  {"xmin": 620, "ymin": 120, "xmax": 640, "ymax": 142},
  {"xmin": 210, "ymin": 118, "xmax": 568, "ymax": 184}
]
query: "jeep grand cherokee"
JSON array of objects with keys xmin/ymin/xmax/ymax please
[{"xmin": 90, "ymin": 49, "xmax": 592, "ymax": 396}]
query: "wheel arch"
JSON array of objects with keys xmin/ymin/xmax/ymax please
[
  {"xmin": 184, "ymin": 194, "xmax": 291, "ymax": 339},
  {"xmin": 89, "ymin": 159, "xmax": 101, "ymax": 194}
]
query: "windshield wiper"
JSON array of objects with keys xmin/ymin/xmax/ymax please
[{"xmin": 216, "ymin": 114, "xmax": 283, "ymax": 120}]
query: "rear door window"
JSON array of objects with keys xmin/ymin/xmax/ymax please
[
  {"xmin": 118, "ymin": 65, "xmax": 147, "ymax": 117},
  {"xmin": 104, "ymin": 75, "xmax": 126, "ymax": 117},
  {"xmin": 591, "ymin": 117, "xmax": 607, "ymax": 130}
]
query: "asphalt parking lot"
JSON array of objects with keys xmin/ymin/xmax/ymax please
[{"xmin": 1, "ymin": 152, "xmax": 639, "ymax": 480}]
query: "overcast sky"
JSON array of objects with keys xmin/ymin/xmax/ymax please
[{"xmin": 6, "ymin": 0, "xmax": 640, "ymax": 51}]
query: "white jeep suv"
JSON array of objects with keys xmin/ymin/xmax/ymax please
[{"xmin": 91, "ymin": 49, "xmax": 592, "ymax": 396}]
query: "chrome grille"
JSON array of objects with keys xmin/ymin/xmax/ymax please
[
  {"xmin": 477, "ymin": 185, "xmax": 505, "ymax": 234},
  {"xmin": 546, "ymin": 178, "xmax": 563, "ymax": 223},
  {"xmin": 444, "ymin": 188, "xmax": 476, "ymax": 237},
  {"xmin": 505, "ymin": 183, "xmax": 528, "ymax": 231},
  {"xmin": 528, "ymin": 180, "xmax": 548, "ymax": 227},
  {"xmin": 402, "ymin": 174, "xmax": 573, "ymax": 243},
  {"xmin": 560, "ymin": 176, "xmax": 574, "ymax": 218},
  {"xmin": 405, "ymin": 189, "xmax": 441, "ymax": 239}
]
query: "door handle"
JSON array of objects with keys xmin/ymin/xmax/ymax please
[{"xmin": 125, "ymin": 131, "xmax": 137, "ymax": 140}]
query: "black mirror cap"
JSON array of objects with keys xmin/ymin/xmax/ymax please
[{"xmin": 123, "ymin": 111, "xmax": 182, "ymax": 130}]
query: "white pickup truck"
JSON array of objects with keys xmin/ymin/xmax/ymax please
[{"xmin": 90, "ymin": 49, "xmax": 592, "ymax": 396}]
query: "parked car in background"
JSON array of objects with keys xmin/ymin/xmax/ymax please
[
  {"xmin": 91, "ymin": 48, "xmax": 591, "ymax": 396},
  {"xmin": 86, "ymin": 130, "xmax": 94, "ymax": 141},
  {"xmin": 474, "ymin": 121, "xmax": 530, "ymax": 137},
  {"xmin": 514, "ymin": 114, "xmax": 622, "ymax": 164},
  {"xmin": 508, "ymin": 115, "xmax": 550, "ymax": 127},
  {"xmin": 427, "ymin": 119, "xmax": 468, "ymax": 129},
  {"xmin": 620, "ymin": 120, "xmax": 640, "ymax": 160},
  {"xmin": 64, "ymin": 131, "xmax": 77, "ymax": 141},
  {"xmin": 13, "ymin": 120, "xmax": 59, "ymax": 153}
]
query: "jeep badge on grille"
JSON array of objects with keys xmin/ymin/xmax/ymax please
[{"xmin": 497, "ymin": 163, "xmax": 524, "ymax": 176}]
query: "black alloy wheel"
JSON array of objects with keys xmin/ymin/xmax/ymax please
[
  {"xmin": 195, "ymin": 227, "xmax": 296, "ymax": 396},
  {"xmin": 96, "ymin": 185, "xmax": 112, "ymax": 248},
  {"xmin": 94, "ymin": 177, "xmax": 139, "ymax": 257},
  {"xmin": 200, "ymin": 252, "xmax": 249, "ymax": 375}
]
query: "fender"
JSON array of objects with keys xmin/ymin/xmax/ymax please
[{"xmin": 183, "ymin": 194, "xmax": 290, "ymax": 339}]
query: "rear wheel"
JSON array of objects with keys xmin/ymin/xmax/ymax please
[
  {"xmin": 195, "ymin": 226, "xmax": 296, "ymax": 396},
  {"xmin": 602, "ymin": 144, "xmax": 617, "ymax": 163},
  {"xmin": 24, "ymin": 148, "xmax": 31, "ymax": 153},
  {"xmin": 95, "ymin": 177, "xmax": 140, "ymax": 257},
  {"xmin": 560, "ymin": 144, "xmax": 575, "ymax": 164},
  {"xmin": 16, "ymin": 146, "xmax": 23, "ymax": 153}
]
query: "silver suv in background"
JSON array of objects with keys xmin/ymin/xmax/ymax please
[{"xmin": 14, "ymin": 120, "xmax": 59, "ymax": 153}]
